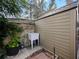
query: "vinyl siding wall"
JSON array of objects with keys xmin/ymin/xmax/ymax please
[{"xmin": 35, "ymin": 8, "xmax": 76, "ymax": 59}]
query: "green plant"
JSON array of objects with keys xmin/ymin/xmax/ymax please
[
  {"xmin": 0, "ymin": 18, "xmax": 8, "ymax": 48},
  {"xmin": 6, "ymin": 31, "xmax": 22, "ymax": 48},
  {"xmin": 0, "ymin": 20, "xmax": 23, "ymax": 46},
  {"xmin": 6, "ymin": 33, "xmax": 20, "ymax": 48},
  {"xmin": 5, "ymin": 23, "xmax": 23, "ymax": 48},
  {"xmin": 3, "ymin": 22, "xmax": 23, "ymax": 56}
]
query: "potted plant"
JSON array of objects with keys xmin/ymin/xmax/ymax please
[
  {"xmin": 5, "ymin": 33, "xmax": 20, "ymax": 56},
  {"xmin": 4, "ymin": 23, "xmax": 23, "ymax": 56},
  {"xmin": 0, "ymin": 18, "xmax": 23, "ymax": 57}
]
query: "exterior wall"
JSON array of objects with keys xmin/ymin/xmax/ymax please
[
  {"xmin": 17, "ymin": 23, "xmax": 35, "ymax": 33},
  {"xmin": 17, "ymin": 23, "xmax": 35, "ymax": 46},
  {"xmin": 35, "ymin": 8, "xmax": 76, "ymax": 59}
]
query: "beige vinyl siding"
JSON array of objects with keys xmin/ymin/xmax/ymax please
[{"xmin": 35, "ymin": 9, "xmax": 76, "ymax": 59}]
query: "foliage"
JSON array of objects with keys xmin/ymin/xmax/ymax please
[
  {"xmin": 0, "ymin": 0, "xmax": 28, "ymax": 16},
  {"xmin": 6, "ymin": 32, "xmax": 21, "ymax": 48},
  {"xmin": 5, "ymin": 22, "xmax": 23, "ymax": 48},
  {"xmin": 27, "ymin": 0, "xmax": 55, "ymax": 19},
  {"xmin": 0, "ymin": 18, "xmax": 8, "ymax": 48},
  {"xmin": 0, "ymin": 0, "xmax": 26, "ymax": 59},
  {"xmin": 0, "ymin": 18, "xmax": 23, "ymax": 59},
  {"xmin": 0, "ymin": 0, "xmax": 26, "ymax": 48},
  {"xmin": 0, "ymin": 20, "xmax": 23, "ymax": 48},
  {"xmin": 0, "ymin": 0, "xmax": 55, "ymax": 19}
]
